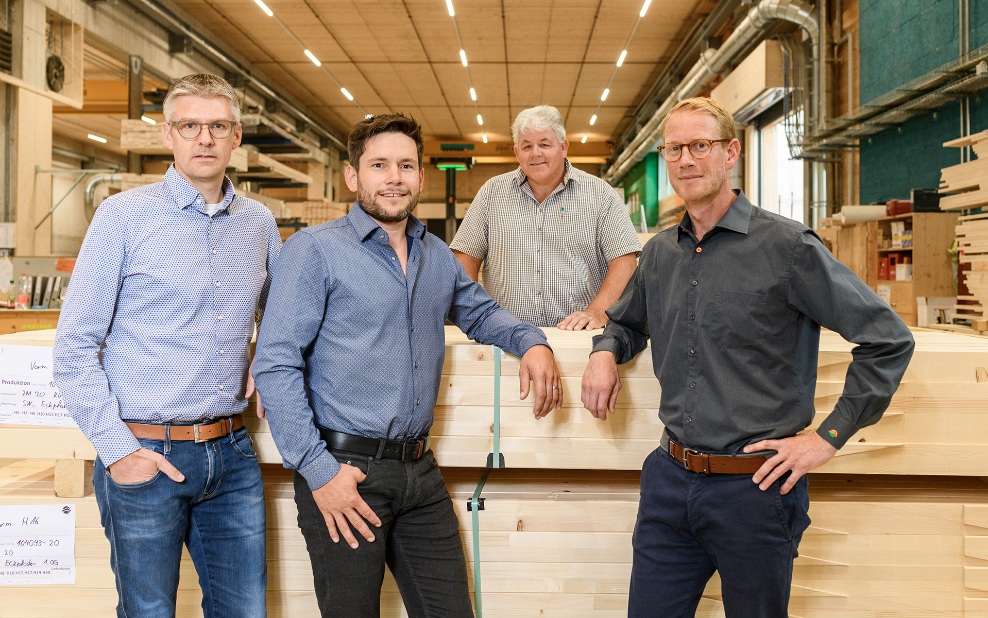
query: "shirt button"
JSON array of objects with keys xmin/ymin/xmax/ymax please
[
  {"xmin": 217, "ymin": 315, "xmax": 223, "ymax": 321},
  {"xmin": 211, "ymin": 249, "xmax": 217, "ymax": 255},
  {"xmin": 414, "ymin": 362, "xmax": 419, "ymax": 369},
  {"xmin": 410, "ymin": 326, "xmax": 415, "ymax": 332},
  {"xmin": 695, "ymin": 247, "xmax": 703, "ymax": 253},
  {"xmin": 218, "ymin": 349, "xmax": 225, "ymax": 355},
  {"xmin": 690, "ymin": 348, "xmax": 696, "ymax": 354},
  {"xmin": 691, "ymin": 280, "xmax": 698, "ymax": 286},
  {"xmin": 415, "ymin": 399, "xmax": 420, "ymax": 406},
  {"xmin": 686, "ymin": 416, "xmax": 692, "ymax": 423},
  {"xmin": 690, "ymin": 382, "xmax": 696, "ymax": 388},
  {"xmin": 218, "ymin": 385, "xmax": 225, "ymax": 391},
  {"xmin": 215, "ymin": 281, "xmax": 221, "ymax": 287},
  {"xmin": 690, "ymin": 314, "xmax": 696, "ymax": 320}
]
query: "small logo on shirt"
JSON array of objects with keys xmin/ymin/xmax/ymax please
[{"xmin": 828, "ymin": 429, "xmax": 839, "ymax": 439}]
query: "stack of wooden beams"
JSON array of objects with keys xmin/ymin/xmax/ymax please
[
  {"xmin": 956, "ymin": 212, "xmax": 988, "ymax": 325},
  {"xmin": 939, "ymin": 129, "xmax": 988, "ymax": 211},
  {"xmin": 283, "ymin": 200, "xmax": 349, "ymax": 226},
  {"xmin": 2, "ymin": 327, "xmax": 988, "ymax": 616}
]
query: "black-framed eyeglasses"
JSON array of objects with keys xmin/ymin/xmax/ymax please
[
  {"xmin": 658, "ymin": 138, "xmax": 731, "ymax": 161},
  {"xmin": 168, "ymin": 119, "xmax": 237, "ymax": 140}
]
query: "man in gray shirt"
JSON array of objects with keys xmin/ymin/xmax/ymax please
[
  {"xmin": 581, "ymin": 96, "xmax": 914, "ymax": 617},
  {"xmin": 451, "ymin": 105, "xmax": 641, "ymax": 330}
]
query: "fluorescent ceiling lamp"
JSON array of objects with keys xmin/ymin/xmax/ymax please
[
  {"xmin": 617, "ymin": 50, "xmax": 628, "ymax": 67},
  {"xmin": 304, "ymin": 50, "xmax": 321, "ymax": 66},
  {"xmin": 87, "ymin": 134, "xmax": 108, "ymax": 144},
  {"xmin": 476, "ymin": 114, "xmax": 483, "ymax": 125},
  {"xmin": 341, "ymin": 88, "xmax": 354, "ymax": 101},
  {"xmin": 446, "ymin": 0, "xmax": 455, "ymax": 17},
  {"xmin": 600, "ymin": 88, "xmax": 609, "ymax": 101},
  {"xmin": 141, "ymin": 115, "xmax": 156, "ymax": 125},
  {"xmin": 482, "ymin": 134, "xmax": 488, "ymax": 144},
  {"xmin": 459, "ymin": 50, "xmax": 468, "ymax": 66},
  {"xmin": 640, "ymin": 0, "xmax": 652, "ymax": 17},
  {"xmin": 581, "ymin": 134, "xmax": 588, "ymax": 144},
  {"xmin": 253, "ymin": 0, "xmax": 274, "ymax": 17},
  {"xmin": 469, "ymin": 87, "xmax": 477, "ymax": 101},
  {"xmin": 590, "ymin": 114, "xmax": 597, "ymax": 125}
]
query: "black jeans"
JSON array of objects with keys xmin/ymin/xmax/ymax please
[
  {"xmin": 294, "ymin": 450, "xmax": 473, "ymax": 618},
  {"xmin": 628, "ymin": 446, "xmax": 811, "ymax": 617}
]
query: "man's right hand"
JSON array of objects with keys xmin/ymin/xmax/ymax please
[
  {"xmin": 108, "ymin": 447, "xmax": 185, "ymax": 484},
  {"xmin": 312, "ymin": 464, "xmax": 382, "ymax": 549},
  {"xmin": 581, "ymin": 351, "xmax": 622, "ymax": 420}
]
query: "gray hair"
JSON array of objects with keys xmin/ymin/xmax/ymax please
[
  {"xmin": 511, "ymin": 105, "xmax": 566, "ymax": 144},
  {"xmin": 163, "ymin": 74, "xmax": 241, "ymax": 124}
]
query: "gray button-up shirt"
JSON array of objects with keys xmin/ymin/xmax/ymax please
[
  {"xmin": 592, "ymin": 191, "xmax": 914, "ymax": 452},
  {"xmin": 451, "ymin": 160, "xmax": 641, "ymax": 327}
]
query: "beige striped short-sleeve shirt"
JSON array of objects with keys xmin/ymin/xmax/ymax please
[{"xmin": 451, "ymin": 161, "xmax": 641, "ymax": 327}]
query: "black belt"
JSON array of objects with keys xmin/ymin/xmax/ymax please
[{"xmin": 319, "ymin": 428, "xmax": 429, "ymax": 462}]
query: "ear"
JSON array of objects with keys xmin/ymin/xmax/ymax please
[
  {"xmin": 232, "ymin": 123, "xmax": 243, "ymax": 149},
  {"xmin": 724, "ymin": 138, "xmax": 741, "ymax": 171},
  {"xmin": 344, "ymin": 164, "xmax": 358, "ymax": 192},
  {"xmin": 513, "ymin": 143, "xmax": 521, "ymax": 162},
  {"xmin": 162, "ymin": 122, "xmax": 174, "ymax": 152},
  {"xmin": 560, "ymin": 138, "xmax": 569, "ymax": 157}
]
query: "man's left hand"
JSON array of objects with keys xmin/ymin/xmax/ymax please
[
  {"xmin": 518, "ymin": 344, "xmax": 562, "ymax": 418},
  {"xmin": 745, "ymin": 433, "xmax": 837, "ymax": 494},
  {"xmin": 246, "ymin": 358, "xmax": 265, "ymax": 419},
  {"xmin": 556, "ymin": 308, "xmax": 607, "ymax": 331}
]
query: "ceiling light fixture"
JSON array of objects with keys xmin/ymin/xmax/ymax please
[
  {"xmin": 253, "ymin": 0, "xmax": 274, "ymax": 17},
  {"xmin": 639, "ymin": 0, "xmax": 652, "ymax": 17},
  {"xmin": 600, "ymin": 88, "xmax": 609, "ymax": 101},
  {"xmin": 304, "ymin": 49, "xmax": 321, "ymax": 67},
  {"xmin": 341, "ymin": 88, "xmax": 354, "ymax": 101},
  {"xmin": 87, "ymin": 134, "xmax": 107, "ymax": 144},
  {"xmin": 590, "ymin": 114, "xmax": 597, "ymax": 125},
  {"xmin": 141, "ymin": 116, "xmax": 156, "ymax": 125},
  {"xmin": 445, "ymin": 0, "xmax": 455, "ymax": 17},
  {"xmin": 476, "ymin": 114, "xmax": 483, "ymax": 126},
  {"xmin": 459, "ymin": 50, "xmax": 468, "ymax": 67},
  {"xmin": 470, "ymin": 87, "xmax": 477, "ymax": 101},
  {"xmin": 482, "ymin": 134, "xmax": 488, "ymax": 144},
  {"xmin": 581, "ymin": 134, "xmax": 588, "ymax": 144},
  {"xmin": 617, "ymin": 50, "xmax": 628, "ymax": 67}
]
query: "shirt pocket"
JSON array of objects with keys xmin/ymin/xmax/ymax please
[{"xmin": 710, "ymin": 288, "xmax": 770, "ymax": 348}]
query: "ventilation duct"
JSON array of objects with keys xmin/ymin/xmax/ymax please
[{"xmin": 604, "ymin": 0, "xmax": 818, "ymax": 183}]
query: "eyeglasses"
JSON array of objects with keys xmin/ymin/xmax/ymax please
[
  {"xmin": 168, "ymin": 120, "xmax": 236, "ymax": 140},
  {"xmin": 658, "ymin": 138, "xmax": 731, "ymax": 161}
]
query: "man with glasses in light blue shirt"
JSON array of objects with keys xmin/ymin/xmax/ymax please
[{"xmin": 54, "ymin": 73, "xmax": 279, "ymax": 617}]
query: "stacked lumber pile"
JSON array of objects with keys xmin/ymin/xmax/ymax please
[
  {"xmin": 955, "ymin": 212, "xmax": 988, "ymax": 325},
  {"xmin": 2, "ymin": 327, "xmax": 988, "ymax": 616},
  {"xmin": 939, "ymin": 129, "xmax": 988, "ymax": 211},
  {"xmin": 243, "ymin": 151, "xmax": 313, "ymax": 185},
  {"xmin": 118, "ymin": 173, "xmax": 165, "ymax": 191},
  {"xmin": 283, "ymin": 200, "xmax": 349, "ymax": 226}
]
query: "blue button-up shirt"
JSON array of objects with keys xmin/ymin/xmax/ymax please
[
  {"xmin": 593, "ymin": 191, "xmax": 914, "ymax": 452},
  {"xmin": 53, "ymin": 165, "xmax": 281, "ymax": 465},
  {"xmin": 253, "ymin": 204, "xmax": 549, "ymax": 490}
]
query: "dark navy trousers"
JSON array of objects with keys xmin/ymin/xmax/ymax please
[{"xmin": 628, "ymin": 446, "xmax": 811, "ymax": 618}]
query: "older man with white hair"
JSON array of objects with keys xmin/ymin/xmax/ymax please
[{"xmin": 451, "ymin": 105, "xmax": 641, "ymax": 330}]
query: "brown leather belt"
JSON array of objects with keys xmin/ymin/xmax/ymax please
[
  {"xmin": 661, "ymin": 434, "xmax": 770, "ymax": 475},
  {"xmin": 125, "ymin": 414, "xmax": 244, "ymax": 443}
]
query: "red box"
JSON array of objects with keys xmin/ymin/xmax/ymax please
[
  {"xmin": 878, "ymin": 256, "xmax": 889, "ymax": 280},
  {"xmin": 885, "ymin": 199, "xmax": 913, "ymax": 216}
]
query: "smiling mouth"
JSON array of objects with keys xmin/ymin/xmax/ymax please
[{"xmin": 379, "ymin": 192, "xmax": 408, "ymax": 198}]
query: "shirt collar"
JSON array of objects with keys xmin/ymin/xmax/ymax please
[
  {"xmin": 679, "ymin": 189, "xmax": 752, "ymax": 238},
  {"xmin": 347, "ymin": 202, "xmax": 427, "ymax": 242},
  {"xmin": 163, "ymin": 164, "xmax": 237, "ymax": 212}
]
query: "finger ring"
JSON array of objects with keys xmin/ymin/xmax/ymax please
[{"xmin": 552, "ymin": 386, "xmax": 559, "ymax": 390}]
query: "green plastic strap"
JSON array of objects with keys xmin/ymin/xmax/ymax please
[{"xmin": 470, "ymin": 345, "xmax": 504, "ymax": 617}]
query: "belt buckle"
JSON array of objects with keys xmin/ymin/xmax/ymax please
[
  {"xmin": 193, "ymin": 423, "xmax": 205, "ymax": 443},
  {"xmin": 682, "ymin": 448, "xmax": 699, "ymax": 471},
  {"xmin": 401, "ymin": 439, "xmax": 425, "ymax": 462}
]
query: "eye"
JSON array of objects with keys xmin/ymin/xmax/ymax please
[
  {"xmin": 180, "ymin": 122, "xmax": 198, "ymax": 131},
  {"xmin": 668, "ymin": 145, "xmax": 682, "ymax": 154},
  {"xmin": 693, "ymin": 141, "xmax": 710, "ymax": 153},
  {"xmin": 401, "ymin": 163, "xmax": 415, "ymax": 170}
]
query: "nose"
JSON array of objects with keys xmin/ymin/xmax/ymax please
[
  {"xmin": 196, "ymin": 125, "xmax": 215, "ymax": 146},
  {"xmin": 385, "ymin": 164, "xmax": 402, "ymax": 183}
]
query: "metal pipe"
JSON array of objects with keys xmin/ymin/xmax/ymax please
[
  {"xmin": 604, "ymin": 0, "xmax": 818, "ymax": 183},
  {"xmin": 125, "ymin": 0, "xmax": 347, "ymax": 151},
  {"xmin": 84, "ymin": 175, "xmax": 123, "ymax": 215}
]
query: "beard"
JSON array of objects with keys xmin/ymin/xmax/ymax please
[{"xmin": 356, "ymin": 184, "xmax": 419, "ymax": 223}]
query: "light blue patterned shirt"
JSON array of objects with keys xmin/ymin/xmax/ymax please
[
  {"xmin": 253, "ymin": 204, "xmax": 549, "ymax": 490},
  {"xmin": 53, "ymin": 165, "xmax": 281, "ymax": 466}
]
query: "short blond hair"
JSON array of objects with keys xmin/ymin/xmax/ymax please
[
  {"xmin": 163, "ymin": 74, "xmax": 241, "ymax": 124},
  {"xmin": 658, "ymin": 97, "xmax": 736, "ymax": 141}
]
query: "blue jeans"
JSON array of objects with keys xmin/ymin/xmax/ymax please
[
  {"xmin": 294, "ymin": 450, "xmax": 472, "ymax": 618},
  {"xmin": 93, "ymin": 426, "xmax": 267, "ymax": 618},
  {"xmin": 628, "ymin": 445, "xmax": 810, "ymax": 618}
]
